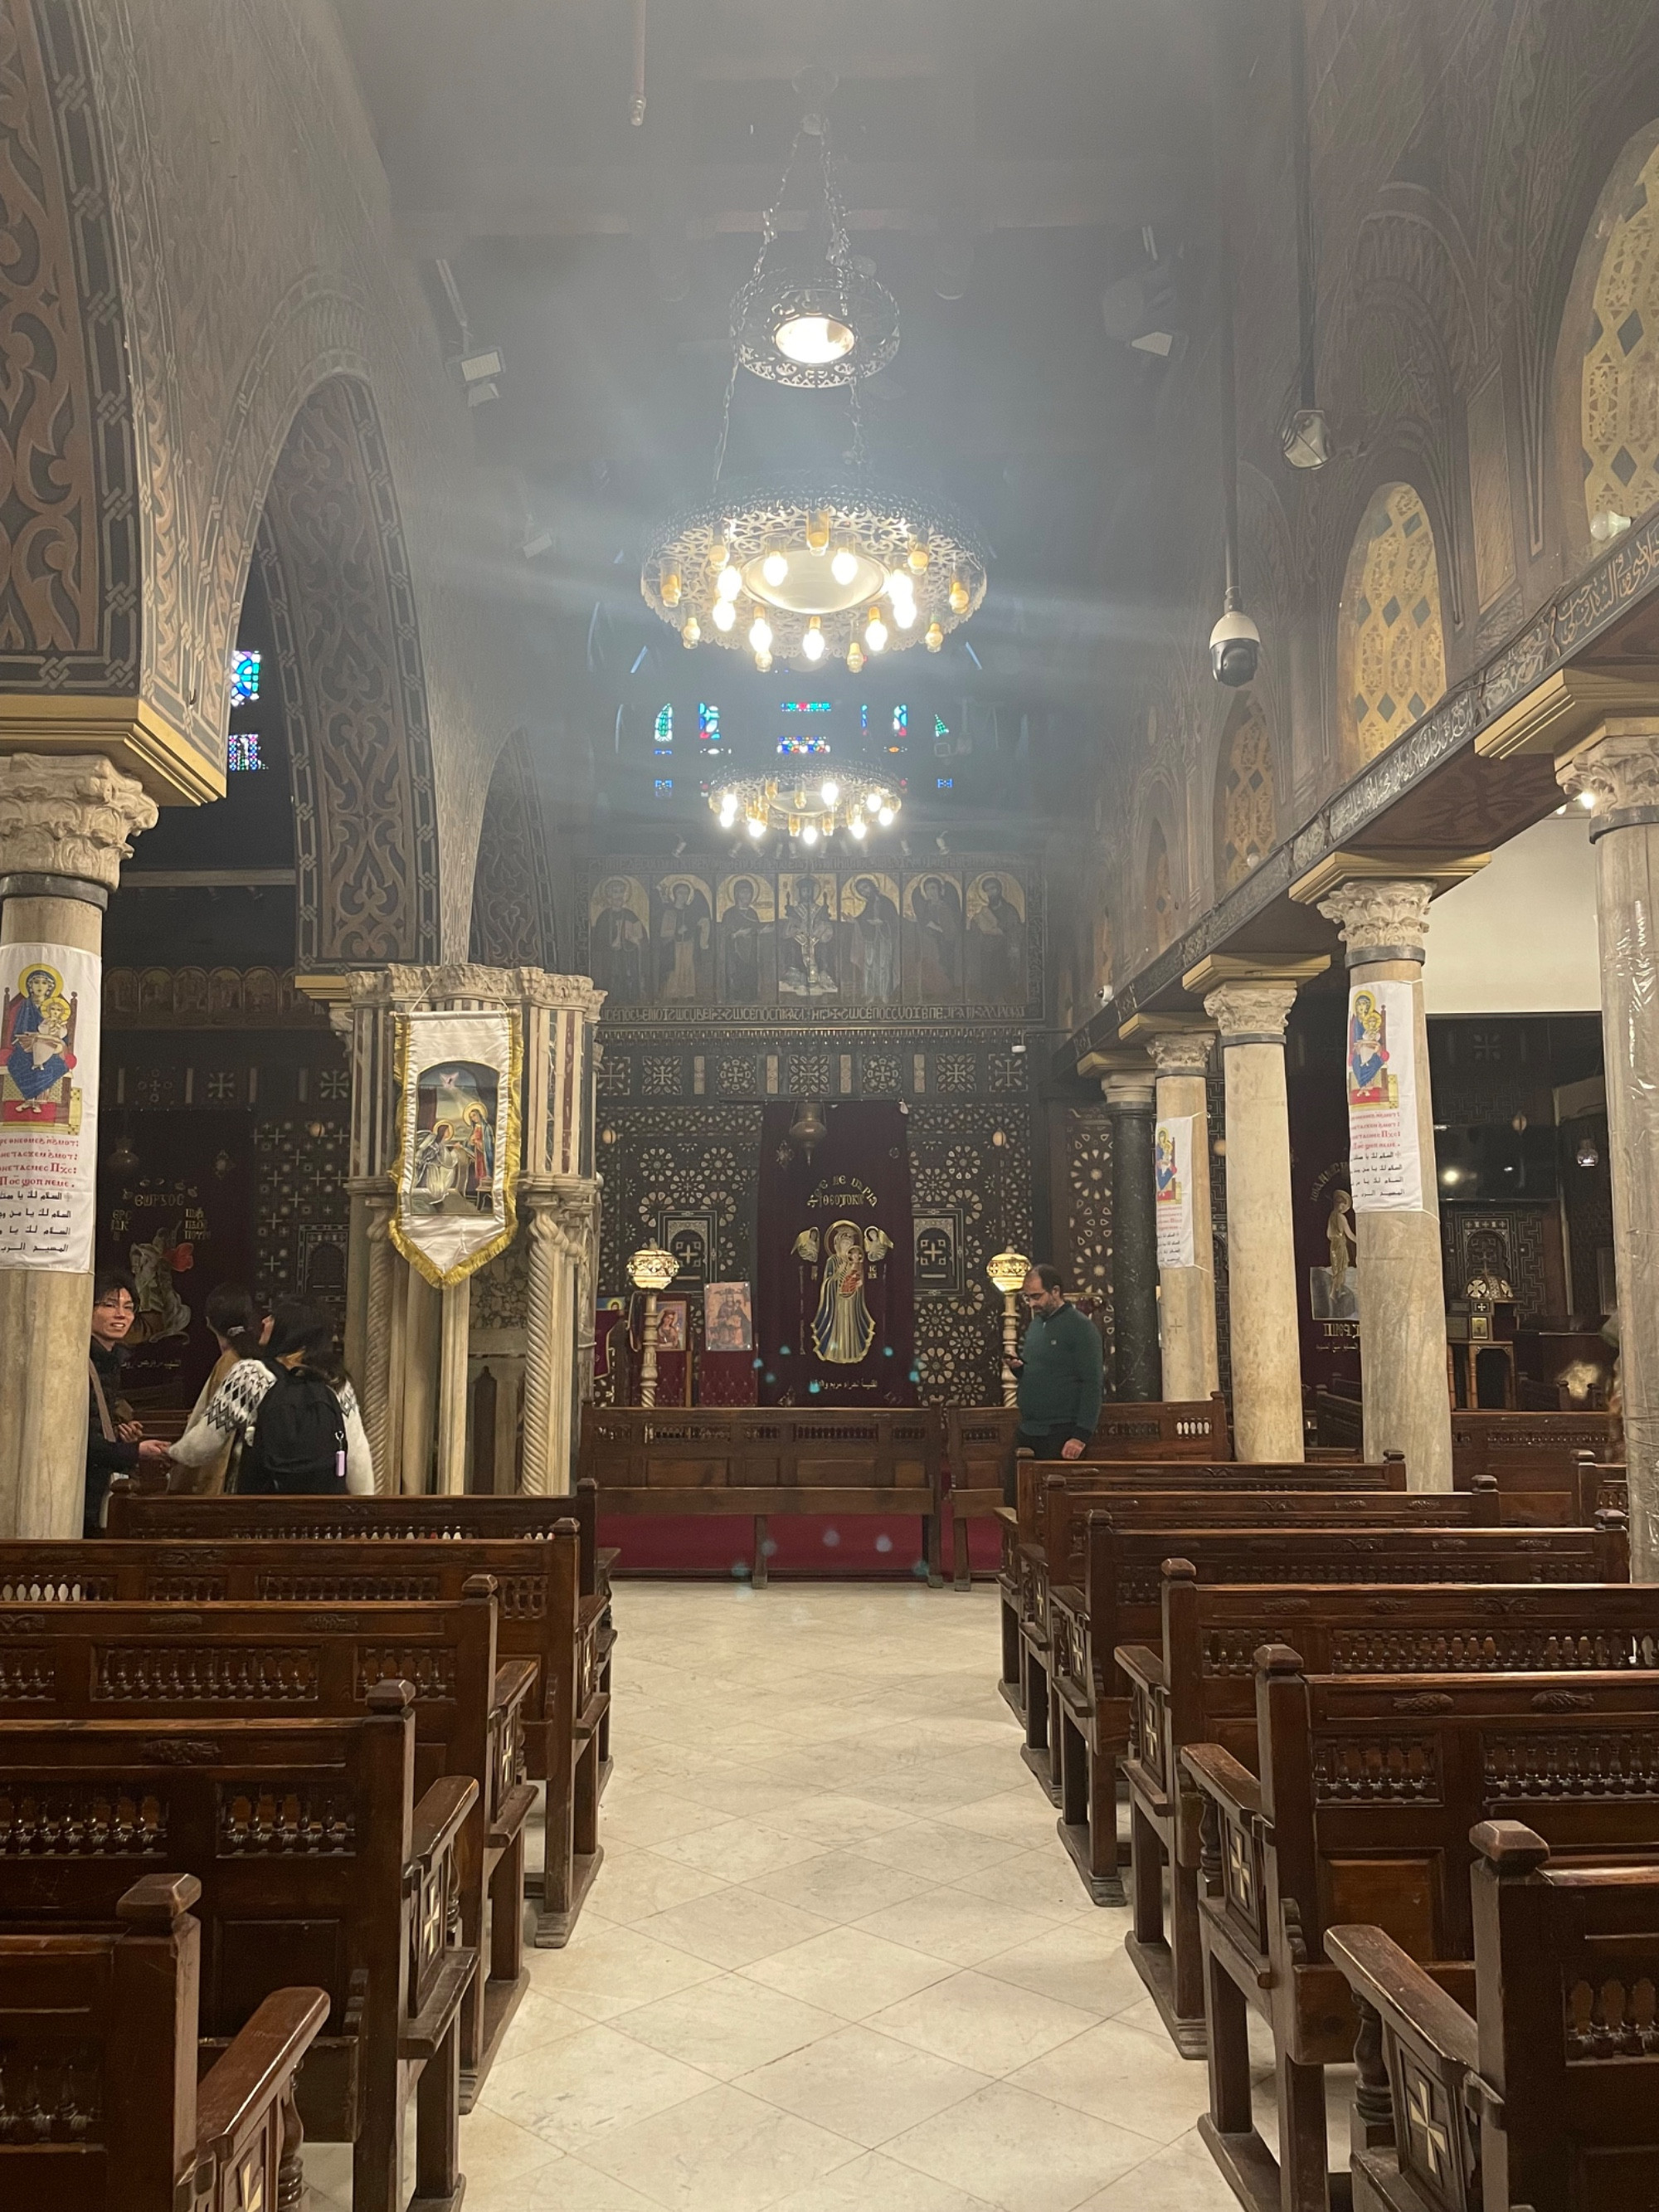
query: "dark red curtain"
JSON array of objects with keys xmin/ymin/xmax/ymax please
[{"xmin": 757, "ymin": 1101, "xmax": 915, "ymax": 1406}]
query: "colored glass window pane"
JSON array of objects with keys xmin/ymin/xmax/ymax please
[
  {"xmin": 226, "ymin": 733, "xmax": 262, "ymax": 773},
  {"xmin": 230, "ymin": 649, "xmax": 261, "ymax": 704}
]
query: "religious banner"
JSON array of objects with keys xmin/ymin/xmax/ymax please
[
  {"xmin": 757, "ymin": 1100, "xmax": 916, "ymax": 1406},
  {"xmin": 0, "ymin": 941, "xmax": 100, "ymax": 1274},
  {"xmin": 1153, "ymin": 1113, "xmax": 1195, "ymax": 1268},
  {"xmin": 1344, "ymin": 980, "xmax": 1423, "ymax": 1212},
  {"xmin": 392, "ymin": 1009, "xmax": 521, "ymax": 1285}
]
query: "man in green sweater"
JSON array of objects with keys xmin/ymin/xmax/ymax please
[{"xmin": 1008, "ymin": 1264, "xmax": 1104, "ymax": 1493}]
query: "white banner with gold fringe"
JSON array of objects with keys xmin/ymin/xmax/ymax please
[{"xmin": 392, "ymin": 1008, "xmax": 521, "ymax": 1286}]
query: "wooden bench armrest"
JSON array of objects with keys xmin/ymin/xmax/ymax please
[
  {"xmin": 993, "ymin": 1506, "xmax": 1017, "ymax": 1532},
  {"xmin": 493, "ymin": 1656, "xmax": 539, "ymax": 1715},
  {"xmin": 1325, "ymin": 1925, "xmax": 1481, "ymax": 2074},
  {"xmin": 1050, "ymin": 1581, "xmax": 1084, "ymax": 1613},
  {"xmin": 489, "ymin": 1778, "xmax": 539, "ymax": 1852},
  {"xmin": 399, "ymin": 1949, "xmax": 478, "ymax": 2063},
  {"xmin": 1114, "ymin": 1643, "xmax": 1164, "ymax": 1694},
  {"xmin": 411, "ymin": 1775, "xmax": 479, "ymax": 1867},
  {"xmin": 1180, "ymin": 1742, "xmax": 1262, "ymax": 1820},
  {"xmin": 195, "ymin": 1985, "xmax": 330, "ymax": 2170}
]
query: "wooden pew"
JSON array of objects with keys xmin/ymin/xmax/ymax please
[
  {"xmin": 1047, "ymin": 1515, "xmax": 1625, "ymax": 1907},
  {"xmin": 0, "ymin": 1694, "xmax": 474, "ymax": 2212},
  {"xmin": 1018, "ymin": 1472, "xmax": 1497, "ymax": 1801},
  {"xmin": 0, "ymin": 1871, "xmax": 327, "ymax": 2212},
  {"xmin": 994, "ymin": 1454, "xmax": 1406, "ymax": 1712},
  {"xmin": 1120, "ymin": 1566, "xmax": 1659, "ymax": 2056},
  {"xmin": 105, "ymin": 1477, "xmax": 617, "ymax": 1796},
  {"xmin": 578, "ymin": 1405, "xmax": 946, "ymax": 1586},
  {"xmin": 1183, "ymin": 1649, "xmax": 1659, "ymax": 2212},
  {"xmin": 950, "ymin": 1395, "xmax": 1234, "ymax": 1521},
  {"xmin": 0, "ymin": 1587, "xmax": 529, "ymax": 2108},
  {"xmin": 1329, "ymin": 1820, "xmax": 1659, "ymax": 2210},
  {"xmin": 1452, "ymin": 1407, "xmax": 1613, "ymax": 1474},
  {"xmin": 4, "ymin": 1525, "xmax": 601, "ymax": 1950}
]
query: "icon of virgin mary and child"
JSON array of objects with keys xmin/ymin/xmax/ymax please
[
  {"xmin": 795, "ymin": 1220, "xmax": 895, "ymax": 1366},
  {"xmin": 1346, "ymin": 989, "xmax": 1397, "ymax": 1109},
  {"xmin": 1, "ymin": 962, "xmax": 80, "ymax": 1124}
]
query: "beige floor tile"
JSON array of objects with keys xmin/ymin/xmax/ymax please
[
  {"xmin": 976, "ymin": 1928, "xmax": 1145, "ymax": 2019},
  {"xmin": 851, "ymin": 1890, "xmax": 1065, "ymax": 1968},
  {"xmin": 885, "ymin": 2082, "xmax": 1153, "ymax": 2212},
  {"xmin": 633, "ymin": 1885, "xmax": 838, "ymax": 1969},
  {"xmin": 586, "ymin": 1849, "xmax": 732, "ymax": 1927},
  {"xmin": 766, "ymin": 2148, "xmax": 1003, "ymax": 2212},
  {"xmin": 455, "ymin": 2104, "xmax": 568, "ymax": 2186},
  {"xmin": 654, "ymin": 1821, "xmax": 829, "ymax": 1880},
  {"xmin": 523, "ymin": 1922, "xmax": 722, "ymax": 2022},
  {"xmin": 1006, "ymin": 2017, "xmax": 1211, "ymax": 2145},
  {"xmin": 937, "ymin": 1789, "xmax": 1073, "ymax": 1844},
  {"xmin": 1072, "ymin": 2128, "xmax": 1239, "ymax": 2210},
  {"xmin": 478, "ymin": 2022, "xmax": 711, "ymax": 2151},
  {"xmin": 474, "ymin": 2154, "xmax": 669, "ymax": 2210},
  {"xmin": 739, "ymin": 2022, "xmax": 991, "ymax": 2148},
  {"xmin": 741, "ymin": 1925, "xmax": 956, "ymax": 2020},
  {"xmin": 622, "ymin": 1971, "xmax": 842, "ymax": 2079},
  {"xmin": 947, "ymin": 1850, "xmax": 1098, "ymax": 1919},
  {"xmin": 602, "ymin": 1791, "xmax": 742, "ymax": 1849},
  {"xmin": 496, "ymin": 1985, "xmax": 602, "ymax": 2060},
  {"xmin": 576, "ymin": 2082, "xmax": 862, "ymax": 2212},
  {"xmin": 745, "ymin": 1849, "xmax": 934, "ymax": 1923},
  {"xmin": 752, "ymin": 1792, "xmax": 920, "ymax": 1846},
  {"xmin": 848, "ymin": 1820, "xmax": 1024, "ymax": 1882},
  {"xmin": 867, "ymin": 1969, "xmax": 1099, "ymax": 2075}
]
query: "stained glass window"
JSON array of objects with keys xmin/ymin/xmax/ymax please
[
  {"xmin": 778, "ymin": 733, "xmax": 830, "ymax": 756},
  {"xmin": 781, "ymin": 700, "xmax": 833, "ymax": 714},
  {"xmin": 654, "ymin": 704, "xmax": 673, "ymax": 758},
  {"xmin": 936, "ymin": 776, "xmax": 955, "ymax": 792},
  {"xmin": 230, "ymin": 649, "xmax": 261, "ymax": 704},
  {"xmin": 227, "ymin": 733, "xmax": 263, "ymax": 773},
  {"xmin": 934, "ymin": 714, "xmax": 951, "ymax": 756},
  {"xmin": 654, "ymin": 777, "xmax": 673, "ymax": 796},
  {"xmin": 697, "ymin": 702, "xmax": 721, "ymax": 753}
]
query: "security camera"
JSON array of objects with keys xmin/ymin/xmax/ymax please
[{"xmin": 1209, "ymin": 606, "xmax": 1261, "ymax": 689}]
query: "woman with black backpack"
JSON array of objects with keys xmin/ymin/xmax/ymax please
[{"xmin": 166, "ymin": 1298, "xmax": 374, "ymax": 1495}]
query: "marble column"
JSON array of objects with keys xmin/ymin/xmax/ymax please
[
  {"xmin": 0, "ymin": 756, "xmax": 158, "ymax": 1537},
  {"xmin": 1559, "ymin": 721, "xmax": 1659, "ymax": 1579},
  {"xmin": 1100, "ymin": 1071, "xmax": 1161, "ymax": 1401},
  {"xmin": 1203, "ymin": 982, "xmax": 1303, "ymax": 1463},
  {"xmin": 1147, "ymin": 1030, "xmax": 1219, "ymax": 1401},
  {"xmin": 522, "ymin": 1175, "xmax": 600, "ymax": 1496},
  {"xmin": 1315, "ymin": 879, "xmax": 1452, "ymax": 1491},
  {"xmin": 360, "ymin": 1184, "xmax": 397, "ymax": 1492}
]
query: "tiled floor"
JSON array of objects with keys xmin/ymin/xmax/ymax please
[{"xmin": 305, "ymin": 1580, "xmax": 1240, "ymax": 2212}]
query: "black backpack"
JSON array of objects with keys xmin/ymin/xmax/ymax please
[{"xmin": 242, "ymin": 1362, "xmax": 348, "ymax": 1494}]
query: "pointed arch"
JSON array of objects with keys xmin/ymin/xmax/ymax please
[{"xmin": 469, "ymin": 731, "xmax": 557, "ymax": 969}]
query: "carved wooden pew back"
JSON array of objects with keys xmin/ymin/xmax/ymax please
[
  {"xmin": 1330, "ymin": 1820, "xmax": 1659, "ymax": 2211},
  {"xmin": 0, "ymin": 1586, "xmax": 529, "ymax": 2107},
  {"xmin": 1184, "ymin": 1652, "xmax": 1659, "ymax": 2212},
  {"xmin": 0, "ymin": 1698, "xmax": 471, "ymax": 2212}
]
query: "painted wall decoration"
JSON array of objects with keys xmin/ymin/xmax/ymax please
[
  {"xmin": 913, "ymin": 1211, "xmax": 964, "ymax": 1293},
  {"xmin": 1337, "ymin": 482, "xmax": 1447, "ymax": 772},
  {"xmin": 469, "ymin": 732, "xmax": 557, "ymax": 969},
  {"xmin": 582, "ymin": 858, "xmax": 1040, "ymax": 1016},
  {"xmin": 392, "ymin": 1009, "xmax": 521, "ymax": 1285},
  {"xmin": 717, "ymin": 874, "xmax": 776, "ymax": 1002},
  {"xmin": 661, "ymin": 1211, "xmax": 717, "ymax": 1285},
  {"xmin": 0, "ymin": 943, "xmax": 100, "ymax": 1272}
]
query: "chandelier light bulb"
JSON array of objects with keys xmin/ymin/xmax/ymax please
[
  {"xmin": 806, "ymin": 511, "xmax": 832, "ymax": 554},
  {"xmin": 877, "ymin": 806, "xmax": 895, "ymax": 826},
  {"xmin": 907, "ymin": 543, "xmax": 929, "ymax": 574},
  {"xmin": 761, "ymin": 549, "xmax": 790, "ymax": 587},
  {"xmin": 925, "ymin": 621, "xmax": 944, "ymax": 652},
  {"xmin": 831, "ymin": 548, "xmax": 859, "ymax": 587},
  {"xmin": 712, "ymin": 598, "xmax": 737, "ymax": 632},
  {"xmin": 865, "ymin": 791, "xmax": 882, "ymax": 811},
  {"xmin": 847, "ymin": 641, "xmax": 865, "ymax": 673},
  {"xmin": 747, "ymin": 816, "xmax": 766, "ymax": 839},
  {"xmin": 717, "ymin": 566, "xmax": 743, "ymax": 602},
  {"xmin": 892, "ymin": 595, "xmax": 917, "ymax": 629},
  {"xmin": 801, "ymin": 824, "xmax": 819, "ymax": 846},
  {"xmin": 661, "ymin": 570, "xmax": 682, "ymax": 607},
  {"xmin": 802, "ymin": 620, "xmax": 825, "ymax": 663},
  {"xmin": 749, "ymin": 615, "xmax": 773, "ymax": 653},
  {"xmin": 849, "ymin": 816, "xmax": 868, "ymax": 839},
  {"xmin": 681, "ymin": 615, "xmax": 701, "ymax": 647},
  {"xmin": 710, "ymin": 537, "xmax": 730, "ymax": 570},
  {"xmin": 949, "ymin": 577, "xmax": 971, "ymax": 614},
  {"xmin": 775, "ymin": 313, "xmax": 857, "ymax": 367},
  {"xmin": 755, "ymin": 649, "xmax": 773, "ymax": 672},
  {"xmin": 820, "ymin": 779, "xmax": 840, "ymax": 806},
  {"xmin": 865, "ymin": 611, "xmax": 888, "ymax": 653}
]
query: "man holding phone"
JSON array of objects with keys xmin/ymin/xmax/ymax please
[{"xmin": 1005, "ymin": 1263, "xmax": 1103, "ymax": 1496}]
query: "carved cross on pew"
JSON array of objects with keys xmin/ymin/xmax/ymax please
[
  {"xmin": 1226, "ymin": 1822, "xmax": 1253, "ymax": 1910},
  {"xmin": 236, "ymin": 2149, "xmax": 266, "ymax": 2212},
  {"xmin": 1406, "ymin": 2072, "xmax": 1449, "ymax": 2180}
]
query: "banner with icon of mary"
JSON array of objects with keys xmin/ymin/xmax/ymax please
[
  {"xmin": 0, "ymin": 941, "xmax": 100, "ymax": 1272},
  {"xmin": 392, "ymin": 1009, "xmax": 521, "ymax": 1286}
]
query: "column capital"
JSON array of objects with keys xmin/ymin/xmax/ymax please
[
  {"xmin": 1204, "ymin": 980, "xmax": 1297, "ymax": 1043},
  {"xmin": 1146, "ymin": 1029, "xmax": 1214, "ymax": 1079},
  {"xmin": 1100, "ymin": 1070, "xmax": 1156, "ymax": 1111},
  {"xmin": 0, "ymin": 752, "xmax": 157, "ymax": 893},
  {"xmin": 1314, "ymin": 877, "xmax": 1434, "ymax": 965},
  {"xmin": 1558, "ymin": 718, "xmax": 1659, "ymax": 831}
]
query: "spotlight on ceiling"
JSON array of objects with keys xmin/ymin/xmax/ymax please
[
  {"xmin": 458, "ymin": 346, "xmax": 504, "ymax": 407},
  {"xmin": 1281, "ymin": 407, "xmax": 1331, "ymax": 470}
]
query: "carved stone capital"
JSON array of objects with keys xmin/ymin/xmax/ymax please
[
  {"xmin": 1146, "ymin": 1031, "xmax": 1213, "ymax": 1079},
  {"xmin": 1316, "ymin": 878, "xmax": 1433, "ymax": 961},
  {"xmin": 1101, "ymin": 1072, "xmax": 1157, "ymax": 1112},
  {"xmin": 1204, "ymin": 981, "xmax": 1297, "ymax": 1043},
  {"xmin": 523, "ymin": 1175, "xmax": 601, "ymax": 1262},
  {"xmin": 0, "ymin": 753, "xmax": 158, "ymax": 889},
  {"xmin": 1558, "ymin": 721, "xmax": 1659, "ymax": 818}
]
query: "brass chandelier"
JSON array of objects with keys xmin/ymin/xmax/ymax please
[
  {"xmin": 708, "ymin": 765, "xmax": 902, "ymax": 846},
  {"xmin": 640, "ymin": 73, "xmax": 987, "ymax": 675}
]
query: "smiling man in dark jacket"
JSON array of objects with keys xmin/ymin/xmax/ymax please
[{"xmin": 1008, "ymin": 1264, "xmax": 1103, "ymax": 1493}]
